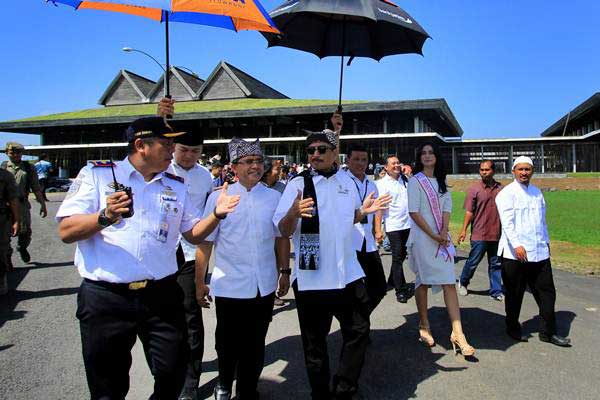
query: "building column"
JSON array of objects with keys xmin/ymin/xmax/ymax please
[
  {"xmin": 508, "ymin": 145, "xmax": 514, "ymax": 173},
  {"xmin": 268, "ymin": 125, "xmax": 273, "ymax": 138},
  {"xmin": 572, "ymin": 143, "xmax": 577, "ymax": 173},
  {"xmin": 540, "ymin": 144, "xmax": 545, "ymax": 173},
  {"xmin": 451, "ymin": 147, "xmax": 457, "ymax": 174},
  {"xmin": 383, "ymin": 117, "xmax": 388, "ymax": 134},
  {"xmin": 413, "ymin": 116, "xmax": 420, "ymax": 133}
]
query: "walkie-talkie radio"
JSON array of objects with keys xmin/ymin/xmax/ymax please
[{"xmin": 110, "ymin": 161, "xmax": 134, "ymax": 218}]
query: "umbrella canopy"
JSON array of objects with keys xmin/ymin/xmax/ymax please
[
  {"xmin": 47, "ymin": 0, "xmax": 279, "ymax": 99},
  {"xmin": 262, "ymin": 0, "xmax": 429, "ymax": 109},
  {"xmin": 49, "ymin": 0, "xmax": 279, "ymax": 33}
]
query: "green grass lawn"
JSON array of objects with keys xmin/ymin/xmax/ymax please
[
  {"xmin": 566, "ymin": 172, "xmax": 600, "ymax": 178},
  {"xmin": 450, "ymin": 191, "xmax": 600, "ymax": 275}
]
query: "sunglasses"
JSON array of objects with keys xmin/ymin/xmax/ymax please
[{"xmin": 306, "ymin": 145, "xmax": 332, "ymax": 155}]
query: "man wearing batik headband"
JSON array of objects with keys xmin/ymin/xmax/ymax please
[
  {"xmin": 197, "ymin": 137, "xmax": 290, "ymax": 400},
  {"xmin": 274, "ymin": 128, "xmax": 392, "ymax": 400},
  {"xmin": 56, "ymin": 116, "xmax": 241, "ymax": 400},
  {"xmin": 495, "ymin": 156, "xmax": 570, "ymax": 347}
]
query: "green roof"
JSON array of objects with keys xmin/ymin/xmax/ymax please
[{"xmin": 11, "ymin": 99, "xmax": 360, "ymax": 123}]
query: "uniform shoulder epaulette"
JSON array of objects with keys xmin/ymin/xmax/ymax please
[
  {"xmin": 164, "ymin": 172, "xmax": 184, "ymax": 184},
  {"xmin": 90, "ymin": 160, "xmax": 115, "ymax": 168}
]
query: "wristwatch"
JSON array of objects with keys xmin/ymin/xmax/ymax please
[
  {"xmin": 279, "ymin": 268, "xmax": 292, "ymax": 275},
  {"xmin": 213, "ymin": 207, "xmax": 227, "ymax": 220},
  {"xmin": 97, "ymin": 208, "xmax": 115, "ymax": 228}
]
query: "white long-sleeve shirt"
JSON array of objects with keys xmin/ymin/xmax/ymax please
[
  {"xmin": 495, "ymin": 180, "xmax": 550, "ymax": 262},
  {"xmin": 376, "ymin": 174, "xmax": 410, "ymax": 232}
]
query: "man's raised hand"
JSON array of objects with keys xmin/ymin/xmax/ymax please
[
  {"xmin": 362, "ymin": 192, "xmax": 392, "ymax": 214},
  {"xmin": 290, "ymin": 190, "xmax": 314, "ymax": 218},
  {"xmin": 214, "ymin": 182, "xmax": 240, "ymax": 217}
]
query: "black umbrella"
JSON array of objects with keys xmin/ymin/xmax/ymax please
[{"xmin": 263, "ymin": 0, "xmax": 430, "ymax": 111}]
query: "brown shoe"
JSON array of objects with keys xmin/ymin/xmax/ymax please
[{"xmin": 274, "ymin": 297, "xmax": 286, "ymax": 307}]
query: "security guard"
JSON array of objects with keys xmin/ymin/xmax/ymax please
[
  {"xmin": 2, "ymin": 142, "xmax": 47, "ymax": 264},
  {"xmin": 0, "ymin": 168, "xmax": 20, "ymax": 295},
  {"xmin": 56, "ymin": 117, "xmax": 241, "ymax": 400}
]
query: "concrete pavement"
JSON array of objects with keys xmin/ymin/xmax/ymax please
[{"xmin": 1, "ymin": 193, "xmax": 599, "ymax": 399}]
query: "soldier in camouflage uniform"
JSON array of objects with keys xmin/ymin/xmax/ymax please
[
  {"xmin": 2, "ymin": 142, "xmax": 47, "ymax": 264},
  {"xmin": 0, "ymin": 167, "xmax": 20, "ymax": 295}
]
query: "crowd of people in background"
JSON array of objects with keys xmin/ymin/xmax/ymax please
[{"xmin": 0, "ymin": 97, "xmax": 572, "ymax": 400}]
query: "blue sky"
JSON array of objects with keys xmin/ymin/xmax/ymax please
[{"xmin": 2, "ymin": 0, "xmax": 599, "ymax": 151}]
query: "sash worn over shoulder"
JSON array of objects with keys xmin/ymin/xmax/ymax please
[
  {"xmin": 414, "ymin": 172, "xmax": 456, "ymax": 261},
  {"xmin": 298, "ymin": 170, "xmax": 320, "ymax": 270}
]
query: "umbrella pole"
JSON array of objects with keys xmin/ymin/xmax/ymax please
[
  {"xmin": 165, "ymin": 12, "xmax": 171, "ymax": 98},
  {"xmin": 164, "ymin": 11, "xmax": 173, "ymax": 119},
  {"xmin": 337, "ymin": 16, "xmax": 346, "ymax": 113}
]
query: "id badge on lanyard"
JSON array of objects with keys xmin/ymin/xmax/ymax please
[
  {"xmin": 353, "ymin": 178, "xmax": 369, "ymax": 224},
  {"xmin": 157, "ymin": 190, "xmax": 176, "ymax": 242}
]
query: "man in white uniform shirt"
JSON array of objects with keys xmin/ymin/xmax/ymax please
[
  {"xmin": 345, "ymin": 144, "xmax": 387, "ymax": 314},
  {"xmin": 162, "ymin": 118, "xmax": 214, "ymax": 399},
  {"xmin": 376, "ymin": 155, "xmax": 412, "ymax": 303},
  {"xmin": 197, "ymin": 138, "xmax": 290, "ymax": 400},
  {"xmin": 495, "ymin": 156, "xmax": 570, "ymax": 347},
  {"xmin": 275, "ymin": 128, "xmax": 391, "ymax": 400},
  {"xmin": 56, "ymin": 117, "xmax": 241, "ymax": 400}
]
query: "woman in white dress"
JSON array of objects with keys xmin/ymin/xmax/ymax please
[{"xmin": 407, "ymin": 143, "xmax": 475, "ymax": 357}]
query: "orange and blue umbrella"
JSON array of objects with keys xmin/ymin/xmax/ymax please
[{"xmin": 47, "ymin": 0, "xmax": 279, "ymax": 96}]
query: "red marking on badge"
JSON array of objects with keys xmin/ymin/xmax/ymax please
[{"xmin": 380, "ymin": 0, "xmax": 398, "ymax": 7}]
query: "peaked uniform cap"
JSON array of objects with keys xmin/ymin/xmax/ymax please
[{"xmin": 125, "ymin": 117, "xmax": 186, "ymax": 142}]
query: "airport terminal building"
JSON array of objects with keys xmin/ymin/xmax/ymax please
[{"xmin": 1, "ymin": 60, "xmax": 599, "ymax": 177}]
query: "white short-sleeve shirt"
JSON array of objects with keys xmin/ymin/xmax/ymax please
[
  {"xmin": 56, "ymin": 157, "xmax": 200, "ymax": 283},
  {"xmin": 203, "ymin": 182, "xmax": 281, "ymax": 299},
  {"xmin": 376, "ymin": 174, "xmax": 411, "ymax": 231},
  {"xmin": 346, "ymin": 170, "xmax": 379, "ymax": 252},
  {"xmin": 495, "ymin": 180, "xmax": 550, "ymax": 262},
  {"xmin": 167, "ymin": 161, "xmax": 213, "ymax": 262},
  {"xmin": 273, "ymin": 170, "xmax": 365, "ymax": 291}
]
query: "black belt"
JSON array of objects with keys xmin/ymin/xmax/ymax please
[{"xmin": 84, "ymin": 274, "xmax": 176, "ymax": 291}]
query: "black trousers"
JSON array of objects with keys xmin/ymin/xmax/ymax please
[
  {"xmin": 176, "ymin": 260, "xmax": 205, "ymax": 390},
  {"xmin": 356, "ymin": 246, "xmax": 387, "ymax": 314},
  {"xmin": 387, "ymin": 229, "xmax": 410, "ymax": 292},
  {"xmin": 501, "ymin": 258, "xmax": 557, "ymax": 336},
  {"xmin": 215, "ymin": 292, "xmax": 275, "ymax": 399},
  {"xmin": 294, "ymin": 279, "xmax": 370, "ymax": 400},
  {"xmin": 77, "ymin": 277, "xmax": 187, "ymax": 400}
]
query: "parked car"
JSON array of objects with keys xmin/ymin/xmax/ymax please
[{"xmin": 45, "ymin": 178, "xmax": 72, "ymax": 193}]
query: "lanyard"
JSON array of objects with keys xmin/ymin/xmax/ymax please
[{"xmin": 352, "ymin": 176, "xmax": 369, "ymax": 203}]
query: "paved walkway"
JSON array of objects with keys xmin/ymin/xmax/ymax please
[{"xmin": 1, "ymin": 194, "xmax": 599, "ymax": 399}]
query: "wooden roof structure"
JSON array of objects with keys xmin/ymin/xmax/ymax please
[{"xmin": 98, "ymin": 70, "xmax": 156, "ymax": 106}]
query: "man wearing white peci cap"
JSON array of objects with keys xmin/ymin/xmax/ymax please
[{"xmin": 495, "ymin": 156, "xmax": 571, "ymax": 347}]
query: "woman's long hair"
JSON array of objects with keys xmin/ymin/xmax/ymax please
[{"xmin": 413, "ymin": 142, "xmax": 448, "ymax": 194}]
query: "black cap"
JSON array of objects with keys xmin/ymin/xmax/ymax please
[
  {"xmin": 174, "ymin": 131, "xmax": 204, "ymax": 146},
  {"xmin": 125, "ymin": 117, "xmax": 186, "ymax": 142}
]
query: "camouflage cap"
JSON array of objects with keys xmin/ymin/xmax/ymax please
[{"xmin": 5, "ymin": 142, "xmax": 25, "ymax": 151}]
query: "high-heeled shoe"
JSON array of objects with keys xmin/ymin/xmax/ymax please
[
  {"xmin": 418, "ymin": 325, "xmax": 435, "ymax": 347},
  {"xmin": 450, "ymin": 332, "xmax": 475, "ymax": 357}
]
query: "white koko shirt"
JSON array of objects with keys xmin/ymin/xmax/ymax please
[
  {"xmin": 376, "ymin": 174, "xmax": 410, "ymax": 232},
  {"xmin": 346, "ymin": 170, "xmax": 379, "ymax": 252},
  {"xmin": 273, "ymin": 170, "xmax": 365, "ymax": 291},
  {"xmin": 204, "ymin": 182, "xmax": 281, "ymax": 299},
  {"xmin": 495, "ymin": 180, "xmax": 551, "ymax": 262},
  {"xmin": 56, "ymin": 158, "xmax": 200, "ymax": 283},
  {"xmin": 167, "ymin": 161, "xmax": 213, "ymax": 262}
]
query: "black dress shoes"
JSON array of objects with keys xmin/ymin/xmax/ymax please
[
  {"xmin": 213, "ymin": 385, "xmax": 232, "ymax": 400},
  {"xmin": 506, "ymin": 330, "xmax": 528, "ymax": 342},
  {"xmin": 539, "ymin": 333, "xmax": 571, "ymax": 347},
  {"xmin": 19, "ymin": 248, "xmax": 31, "ymax": 263},
  {"xmin": 178, "ymin": 387, "xmax": 198, "ymax": 400}
]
